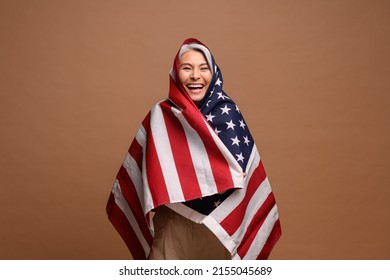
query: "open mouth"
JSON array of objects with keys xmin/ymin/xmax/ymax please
[{"xmin": 186, "ymin": 84, "xmax": 204, "ymax": 92}]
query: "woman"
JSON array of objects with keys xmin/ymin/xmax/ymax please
[{"xmin": 107, "ymin": 38, "xmax": 281, "ymax": 260}]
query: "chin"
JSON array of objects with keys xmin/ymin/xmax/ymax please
[{"xmin": 189, "ymin": 95, "xmax": 206, "ymax": 104}]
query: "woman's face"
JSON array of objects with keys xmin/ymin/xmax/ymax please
[{"xmin": 178, "ymin": 49, "xmax": 212, "ymax": 105}]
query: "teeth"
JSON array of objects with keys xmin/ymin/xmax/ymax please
[{"xmin": 188, "ymin": 85, "xmax": 203, "ymax": 89}]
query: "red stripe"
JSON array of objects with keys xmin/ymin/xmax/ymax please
[
  {"xmin": 236, "ymin": 192, "xmax": 276, "ymax": 259},
  {"xmin": 257, "ymin": 219, "xmax": 282, "ymax": 260},
  {"xmin": 106, "ymin": 194, "xmax": 147, "ymax": 260},
  {"xmin": 116, "ymin": 166, "xmax": 153, "ymax": 246},
  {"xmin": 129, "ymin": 138, "xmax": 143, "ymax": 172},
  {"xmin": 145, "ymin": 129, "xmax": 170, "ymax": 206},
  {"xmin": 182, "ymin": 106, "xmax": 235, "ymax": 192},
  {"xmin": 141, "ymin": 112, "xmax": 151, "ymax": 130},
  {"xmin": 160, "ymin": 102, "xmax": 203, "ymax": 200},
  {"xmin": 220, "ymin": 161, "xmax": 267, "ymax": 234}
]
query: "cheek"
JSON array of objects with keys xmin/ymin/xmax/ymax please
[
  {"xmin": 204, "ymin": 73, "xmax": 212, "ymax": 85},
  {"xmin": 178, "ymin": 70, "xmax": 189, "ymax": 84}
]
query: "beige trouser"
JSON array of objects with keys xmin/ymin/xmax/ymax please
[{"xmin": 147, "ymin": 206, "xmax": 231, "ymax": 260}]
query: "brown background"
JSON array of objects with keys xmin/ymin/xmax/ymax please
[{"xmin": 1, "ymin": 0, "xmax": 389, "ymax": 260}]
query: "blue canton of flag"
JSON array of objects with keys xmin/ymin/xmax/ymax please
[{"xmin": 202, "ymin": 72, "xmax": 254, "ymax": 172}]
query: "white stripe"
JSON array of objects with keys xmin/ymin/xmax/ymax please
[
  {"xmin": 135, "ymin": 124, "xmax": 154, "ymax": 214},
  {"xmin": 242, "ymin": 204, "xmax": 279, "ymax": 260},
  {"xmin": 142, "ymin": 153, "xmax": 154, "ymax": 213},
  {"xmin": 150, "ymin": 104, "xmax": 184, "ymax": 202},
  {"xmin": 171, "ymin": 107, "xmax": 218, "ymax": 196},
  {"xmin": 111, "ymin": 180, "xmax": 151, "ymax": 256},
  {"xmin": 166, "ymin": 203, "xmax": 207, "ymax": 224},
  {"xmin": 245, "ymin": 143, "xmax": 259, "ymax": 174},
  {"xmin": 135, "ymin": 124, "xmax": 147, "ymax": 148},
  {"xmin": 122, "ymin": 153, "xmax": 144, "ymax": 209}
]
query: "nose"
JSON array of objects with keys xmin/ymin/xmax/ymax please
[{"xmin": 190, "ymin": 69, "xmax": 200, "ymax": 79}]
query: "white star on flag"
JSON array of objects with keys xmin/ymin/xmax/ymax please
[
  {"xmin": 220, "ymin": 104, "xmax": 231, "ymax": 115},
  {"xmin": 231, "ymin": 136, "xmax": 240, "ymax": 146},
  {"xmin": 206, "ymin": 113, "xmax": 215, "ymax": 122},
  {"xmin": 214, "ymin": 127, "xmax": 221, "ymax": 135},
  {"xmin": 243, "ymin": 136, "xmax": 250, "ymax": 146},
  {"xmin": 213, "ymin": 199, "xmax": 222, "ymax": 207},
  {"xmin": 226, "ymin": 120, "xmax": 236, "ymax": 130},
  {"xmin": 236, "ymin": 153, "xmax": 245, "ymax": 162},
  {"xmin": 215, "ymin": 78, "xmax": 222, "ymax": 86},
  {"xmin": 217, "ymin": 92, "xmax": 227, "ymax": 100},
  {"xmin": 239, "ymin": 119, "xmax": 246, "ymax": 129}
]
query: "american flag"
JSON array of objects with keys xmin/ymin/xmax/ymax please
[{"xmin": 106, "ymin": 38, "xmax": 281, "ymax": 260}]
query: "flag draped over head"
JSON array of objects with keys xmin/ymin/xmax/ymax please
[{"xmin": 106, "ymin": 38, "xmax": 282, "ymax": 260}]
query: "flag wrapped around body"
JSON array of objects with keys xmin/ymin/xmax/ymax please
[{"xmin": 106, "ymin": 38, "xmax": 281, "ymax": 260}]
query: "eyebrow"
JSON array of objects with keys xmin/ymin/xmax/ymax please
[{"xmin": 180, "ymin": 62, "xmax": 210, "ymax": 67}]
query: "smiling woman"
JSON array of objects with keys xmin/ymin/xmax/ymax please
[
  {"xmin": 178, "ymin": 50, "xmax": 212, "ymax": 105},
  {"xmin": 106, "ymin": 38, "xmax": 281, "ymax": 260}
]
